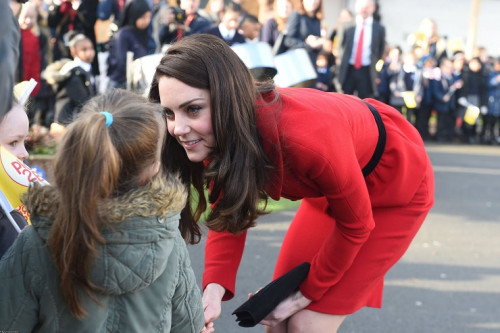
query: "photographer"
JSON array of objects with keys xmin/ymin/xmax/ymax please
[
  {"xmin": 158, "ymin": 0, "xmax": 211, "ymax": 47},
  {"xmin": 47, "ymin": 0, "xmax": 82, "ymax": 61}
]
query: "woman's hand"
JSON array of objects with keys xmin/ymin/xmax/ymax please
[
  {"xmin": 305, "ymin": 35, "xmax": 326, "ymax": 50},
  {"xmin": 202, "ymin": 283, "xmax": 226, "ymax": 328},
  {"xmin": 259, "ymin": 290, "xmax": 312, "ymax": 327}
]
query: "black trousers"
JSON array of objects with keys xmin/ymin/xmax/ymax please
[
  {"xmin": 480, "ymin": 114, "xmax": 499, "ymax": 142},
  {"xmin": 342, "ymin": 65, "xmax": 373, "ymax": 99},
  {"xmin": 436, "ymin": 111, "xmax": 455, "ymax": 141},
  {"xmin": 415, "ymin": 104, "xmax": 433, "ymax": 140}
]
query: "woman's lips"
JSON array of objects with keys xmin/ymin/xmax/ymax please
[{"xmin": 181, "ymin": 139, "xmax": 202, "ymax": 149}]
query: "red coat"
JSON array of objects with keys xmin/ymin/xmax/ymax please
[
  {"xmin": 203, "ymin": 88, "xmax": 434, "ymax": 313},
  {"xmin": 20, "ymin": 29, "xmax": 41, "ymax": 96}
]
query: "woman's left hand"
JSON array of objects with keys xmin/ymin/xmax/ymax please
[{"xmin": 258, "ymin": 290, "xmax": 312, "ymax": 327}]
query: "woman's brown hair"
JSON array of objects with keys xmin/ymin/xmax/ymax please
[
  {"xmin": 149, "ymin": 34, "xmax": 274, "ymax": 235},
  {"xmin": 48, "ymin": 89, "xmax": 165, "ymax": 318}
]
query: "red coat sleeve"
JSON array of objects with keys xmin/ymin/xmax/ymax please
[{"xmin": 202, "ymin": 229, "xmax": 247, "ymax": 301}]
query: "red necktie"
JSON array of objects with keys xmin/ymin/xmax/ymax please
[
  {"xmin": 176, "ymin": 14, "xmax": 196, "ymax": 41},
  {"xmin": 354, "ymin": 20, "xmax": 365, "ymax": 69}
]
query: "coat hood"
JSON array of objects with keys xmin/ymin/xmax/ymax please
[
  {"xmin": 42, "ymin": 58, "xmax": 78, "ymax": 86},
  {"xmin": 23, "ymin": 174, "xmax": 188, "ymax": 295}
]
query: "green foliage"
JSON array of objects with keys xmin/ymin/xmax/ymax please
[
  {"xmin": 195, "ymin": 188, "xmax": 300, "ymax": 222},
  {"xmin": 25, "ymin": 126, "xmax": 57, "ymax": 155},
  {"xmin": 262, "ymin": 197, "xmax": 301, "ymax": 212}
]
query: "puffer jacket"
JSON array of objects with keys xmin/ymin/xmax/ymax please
[
  {"xmin": 43, "ymin": 59, "xmax": 95, "ymax": 125},
  {"xmin": 0, "ymin": 175, "xmax": 205, "ymax": 333}
]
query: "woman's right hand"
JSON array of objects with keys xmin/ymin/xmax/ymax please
[
  {"xmin": 305, "ymin": 35, "xmax": 322, "ymax": 49},
  {"xmin": 202, "ymin": 283, "xmax": 226, "ymax": 327}
]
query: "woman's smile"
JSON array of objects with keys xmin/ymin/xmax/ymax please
[{"xmin": 180, "ymin": 138, "xmax": 203, "ymax": 148}]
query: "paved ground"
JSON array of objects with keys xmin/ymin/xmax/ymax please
[{"xmin": 188, "ymin": 143, "xmax": 500, "ymax": 332}]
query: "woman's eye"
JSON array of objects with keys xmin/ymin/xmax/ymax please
[
  {"xmin": 164, "ymin": 108, "xmax": 174, "ymax": 119},
  {"xmin": 187, "ymin": 105, "xmax": 202, "ymax": 114},
  {"xmin": 8, "ymin": 141, "xmax": 18, "ymax": 148}
]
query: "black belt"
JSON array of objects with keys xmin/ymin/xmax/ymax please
[{"xmin": 361, "ymin": 101, "xmax": 386, "ymax": 177}]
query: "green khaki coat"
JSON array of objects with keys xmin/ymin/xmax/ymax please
[{"xmin": 0, "ymin": 175, "xmax": 205, "ymax": 333}]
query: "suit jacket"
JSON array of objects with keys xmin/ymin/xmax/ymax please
[{"xmin": 337, "ymin": 18, "xmax": 385, "ymax": 94}]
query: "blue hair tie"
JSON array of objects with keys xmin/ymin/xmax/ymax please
[{"xmin": 100, "ymin": 111, "xmax": 113, "ymax": 127}]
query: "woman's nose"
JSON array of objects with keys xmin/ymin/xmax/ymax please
[
  {"xmin": 17, "ymin": 145, "xmax": 29, "ymax": 161},
  {"xmin": 172, "ymin": 117, "xmax": 189, "ymax": 136}
]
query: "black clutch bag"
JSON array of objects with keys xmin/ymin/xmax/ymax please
[{"xmin": 232, "ymin": 262, "xmax": 311, "ymax": 327}]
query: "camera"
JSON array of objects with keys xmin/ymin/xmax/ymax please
[{"xmin": 172, "ymin": 7, "xmax": 186, "ymax": 24}]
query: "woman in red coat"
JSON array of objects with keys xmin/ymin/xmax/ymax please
[{"xmin": 149, "ymin": 34, "xmax": 434, "ymax": 332}]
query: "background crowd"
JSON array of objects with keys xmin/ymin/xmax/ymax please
[{"xmin": 8, "ymin": 0, "xmax": 500, "ymax": 152}]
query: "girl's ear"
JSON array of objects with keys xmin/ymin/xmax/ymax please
[
  {"xmin": 139, "ymin": 160, "xmax": 161, "ymax": 185},
  {"xmin": 152, "ymin": 160, "xmax": 161, "ymax": 176}
]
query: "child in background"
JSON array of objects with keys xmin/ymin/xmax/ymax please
[
  {"xmin": 46, "ymin": 33, "xmax": 96, "ymax": 141},
  {"xmin": 313, "ymin": 50, "xmax": 334, "ymax": 92},
  {"xmin": 457, "ymin": 57, "xmax": 488, "ymax": 144},
  {"xmin": 17, "ymin": 2, "xmax": 52, "ymax": 128},
  {"xmin": 484, "ymin": 57, "xmax": 500, "ymax": 144},
  {"xmin": 389, "ymin": 51, "xmax": 418, "ymax": 123},
  {"xmin": 0, "ymin": 100, "xmax": 30, "ymax": 162},
  {"xmin": 0, "ymin": 98, "xmax": 29, "ymax": 259},
  {"xmin": 431, "ymin": 58, "xmax": 463, "ymax": 142},
  {"xmin": 0, "ymin": 89, "xmax": 213, "ymax": 333},
  {"xmin": 414, "ymin": 55, "xmax": 437, "ymax": 141},
  {"xmin": 200, "ymin": 0, "xmax": 225, "ymax": 25},
  {"xmin": 238, "ymin": 14, "xmax": 262, "ymax": 42},
  {"xmin": 204, "ymin": 1, "xmax": 245, "ymax": 46},
  {"xmin": 107, "ymin": 0, "xmax": 153, "ymax": 89},
  {"xmin": 377, "ymin": 45, "xmax": 402, "ymax": 105}
]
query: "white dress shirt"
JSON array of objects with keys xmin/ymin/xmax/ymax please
[
  {"xmin": 218, "ymin": 22, "xmax": 236, "ymax": 41},
  {"xmin": 349, "ymin": 15, "xmax": 374, "ymax": 67}
]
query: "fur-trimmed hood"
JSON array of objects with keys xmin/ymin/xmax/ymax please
[
  {"xmin": 24, "ymin": 173, "xmax": 187, "ymax": 223},
  {"xmin": 42, "ymin": 58, "xmax": 77, "ymax": 86},
  {"xmin": 22, "ymin": 174, "xmax": 189, "ymax": 295}
]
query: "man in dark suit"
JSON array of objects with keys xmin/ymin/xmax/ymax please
[{"xmin": 336, "ymin": 0, "xmax": 385, "ymax": 99}]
